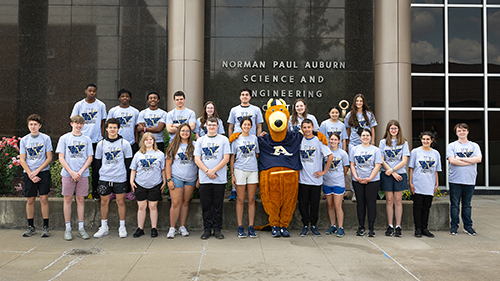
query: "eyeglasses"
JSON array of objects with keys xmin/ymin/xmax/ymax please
[{"xmin": 180, "ymin": 130, "xmax": 191, "ymax": 133}]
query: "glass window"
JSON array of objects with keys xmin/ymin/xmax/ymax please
[
  {"xmin": 489, "ymin": 111, "xmax": 500, "ymax": 186},
  {"xmin": 488, "ymin": 0, "xmax": 500, "ymax": 4},
  {"xmin": 412, "ymin": 76, "xmax": 445, "ymax": 107},
  {"xmin": 264, "ymin": 6, "xmax": 308, "ymax": 38},
  {"xmin": 411, "ymin": 0, "xmax": 443, "ymax": 3},
  {"xmin": 448, "ymin": 8, "xmax": 483, "ymax": 73},
  {"xmin": 448, "ymin": 0, "xmax": 482, "ymax": 4},
  {"xmin": 449, "ymin": 77, "xmax": 484, "ymax": 107},
  {"xmin": 412, "ymin": 110, "xmax": 447, "ymax": 186},
  {"xmin": 449, "ymin": 111, "xmax": 485, "ymax": 186},
  {"xmin": 487, "ymin": 8, "xmax": 500, "ymax": 73},
  {"xmin": 488, "ymin": 77, "xmax": 500, "ymax": 108},
  {"xmin": 215, "ymin": 7, "xmax": 262, "ymax": 37},
  {"xmin": 411, "ymin": 8, "xmax": 444, "ymax": 73}
]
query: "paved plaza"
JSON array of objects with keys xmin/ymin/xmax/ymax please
[{"xmin": 1, "ymin": 195, "xmax": 500, "ymax": 280}]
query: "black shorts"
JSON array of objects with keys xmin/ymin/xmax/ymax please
[
  {"xmin": 134, "ymin": 182, "xmax": 162, "ymax": 202},
  {"xmin": 98, "ymin": 181, "xmax": 127, "ymax": 196},
  {"xmin": 23, "ymin": 170, "xmax": 51, "ymax": 197}
]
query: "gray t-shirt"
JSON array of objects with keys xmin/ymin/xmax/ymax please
[
  {"xmin": 231, "ymin": 134, "xmax": 260, "ymax": 172},
  {"xmin": 344, "ymin": 111, "xmax": 377, "ymax": 148},
  {"xmin": 138, "ymin": 108, "xmax": 167, "ymax": 143},
  {"xmin": 349, "ymin": 144, "xmax": 383, "ymax": 182},
  {"xmin": 379, "ymin": 139, "xmax": 410, "ymax": 174},
  {"xmin": 95, "ymin": 138, "xmax": 133, "ymax": 183},
  {"xmin": 194, "ymin": 117, "xmax": 225, "ymax": 137},
  {"xmin": 299, "ymin": 136, "xmax": 332, "ymax": 186},
  {"xmin": 20, "ymin": 133, "xmax": 53, "ymax": 172},
  {"xmin": 107, "ymin": 105, "xmax": 139, "ymax": 145},
  {"xmin": 409, "ymin": 147, "xmax": 442, "ymax": 196},
  {"xmin": 170, "ymin": 142, "xmax": 198, "ymax": 182},
  {"xmin": 194, "ymin": 134, "xmax": 231, "ymax": 184},
  {"xmin": 130, "ymin": 150, "xmax": 165, "ymax": 188},
  {"xmin": 227, "ymin": 104, "xmax": 264, "ymax": 135},
  {"xmin": 319, "ymin": 119, "xmax": 348, "ymax": 150},
  {"xmin": 56, "ymin": 133, "xmax": 93, "ymax": 177},
  {"xmin": 166, "ymin": 108, "xmax": 196, "ymax": 143},
  {"xmin": 288, "ymin": 114, "xmax": 319, "ymax": 132},
  {"xmin": 323, "ymin": 148, "xmax": 349, "ymax": 187},
  {"xmin": 447, "ymin": 140, "xmax": 481, "ymax": 185},
  {"xmin": 71, "ymin": 98, "xmax": 107, "ymax": 143}
]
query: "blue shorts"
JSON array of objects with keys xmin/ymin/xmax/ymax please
[
  {"xmin": 380, "ymin": 173, "xmax": 408, "ymax": 192},
  {"xmin": 172, "ymin": 177, "xmax": 196, "ymax": 188},
  {"xmin": 323, "ymin": 185, "xmax": 345, "ymax": 196}
]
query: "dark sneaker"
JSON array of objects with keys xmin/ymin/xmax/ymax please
[
  {"xmin": 41, "ymin": 226, "xmax": 50, "ymax": 238},
  {"xmin": 464, "ymin": 228, "xmax": 477, "ymax": 236},
  {"xmin": 311, "ymin": 226, "xmax": 321, "ymax": 236},
  {"xmin": 22, "ymin": 226, "xmax": 36, "ymax": 237},
  {"xmin": 368, "ymin": 230, "xmax": 375, "ymax": 237},
  {"xmin": 326, "ymin": 225, "xmax": 337, "ymax": 235},
  {"xmin": 280, "ymin": 227, "xmax": 291, "ymax": 237},
  {"xmin": 336, "ymin": 228, "xmax": 345, "ymax": 237},
  {"xmin": 133, "ymin": 228, "xmax": 145, "ymax": 238},
  {"xmin": 450, "ymin": 227, "xmax": 458, "ymax": 236},
  {"xmin": 300, "ymin": 226, "xmax": 309, "ymax": 237},
  {"xmin": 228, "ymin": 191, "xmax": 237, "ymax": 201},
  {"xmin": 422, "ymin": 229, "xmax": 435, "ymax": 238},
  {"xmin": 200, "ymin": 230, "xmax": 211, "ymax": 240},
  {"xmin": 213, "ymin": 229, "xmax": 224, "ymax": 239},
  {"xmin": 151, "ymin": 228, "xmax": 158, "ymax": 238},
  {"xmin": 394, "ymin": 226, "xmax": 402, "ymax": 238},
  {"xmin": 248, "ymin": 226, "xmax": 258, "ymax": 238},
  {"xmin": 356, "ymin": 227, "xmax": 366, "ymax": 236},
  {"xmin": 237, "ymin": 226, "xmax": 247, "ymax": 238},
  {"xmin": 385, "ymin": 225, "xmax": 394, "ymax": 237},
  {"xmin": 414, "ymin": 228, "xmax": 422, "ymax": 238},
  {"xmin": 271, "ymin": 226, "xmax": 281, "ymax": 238}
]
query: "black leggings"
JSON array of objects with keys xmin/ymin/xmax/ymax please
[
  {"xmin": 352, "ymin": 181, "xmax": 380, "ymax": 230},
  {"xmin": 413, "ymin": 193, "xmax": 433, "ymax": 230},
  {"xmin": 298, "ymin": 184, "xmax": 322, "ymax": 226}
]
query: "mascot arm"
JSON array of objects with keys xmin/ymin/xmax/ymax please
[
  {"xmin": 229, "ymin": 132, "xmax": 241, "ymax": 143},
  {"xmin": 312, "ymin": 131, "xmax": 329, "ymax": 146}
]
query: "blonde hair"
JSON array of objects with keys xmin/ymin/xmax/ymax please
[
  {"xmin": 70, "ymin": 115, "xmax": 85, "ymax": 124},
  {"xmin": 139, "ymin": 132, "xmax": 158, "ymax": 153}
]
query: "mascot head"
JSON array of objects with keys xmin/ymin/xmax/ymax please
[{"xmin": 266, "ymin": 98, "xmax": 289, "ymax": 142}]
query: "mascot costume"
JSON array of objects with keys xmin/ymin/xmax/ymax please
[{"xmin": 230, "ymin": 98, "xmax": 327, "ymax": 237}]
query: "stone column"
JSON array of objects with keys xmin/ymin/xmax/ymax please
[
  {"xmin": 167, "ymin": 0, "xmax": 204, "ymax": 114},
  {"xmin": 374, "ymin": 0, "xmax": 412, "ymax": 145}
]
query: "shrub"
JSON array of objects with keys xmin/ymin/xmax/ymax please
[
  {"xmin": 0, "ymin": 136, "xmax": 21, "ymax": 194},
  {"xmin": 50, "ymin": 159, "xmax": 63, "ymax": 197}
]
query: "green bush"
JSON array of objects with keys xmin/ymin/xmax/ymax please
[
  {"xmin": 0, "ymin": 136, "xmax": 21, "ymax": 194},
  {"xmin": 49, "ymin": 159, "xmax": 63, "ymax": 197}
]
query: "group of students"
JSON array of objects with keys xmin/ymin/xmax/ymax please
[{"xmin": 18, "ymin": 84, "xmax": 481, "ymax": 240}]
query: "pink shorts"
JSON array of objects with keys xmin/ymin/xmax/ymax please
[{"xmin": 62, "ymin": 176, "xmax": 89, "ymax": 197}]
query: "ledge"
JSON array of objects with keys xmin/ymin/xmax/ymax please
[{"xmin": 0, "ymin": 197, "xmax": 449, "ymax": 231}]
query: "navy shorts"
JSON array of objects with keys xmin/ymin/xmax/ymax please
[
  {"xmin": 23, "ymin": 170, "xmax": 51, "ymax": 197},
  {"xmin": 380, "ymin": 173, "xmax": 408, "ymax": 192},
  {"xmin": 98, "ymin": 181, "xmax": 127, "ymax": 196},
  {"xmin": 323, "ymin": 185, "xmax": 345, "ymax": 196}
]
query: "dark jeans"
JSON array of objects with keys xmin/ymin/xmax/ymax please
[
  {"xmin": 352, "ymin": 181, "xmax": 379, "ymax": 230},
  {"xmin": 449, "ymin": 183, "xmax": 475, "ymax": 229},
  {"xmin": 91, "ymin": 142, "xmax": 100, "ymax": 199},
  {"xmin": 413, "ymin": 193, "xmax": 433, "ymax": 230},
  {"xmin": 199, "ymin": 183, "xmax": 225, "ymax": 231},
  {"xmin": 298, "ymin": 184, "xmax": 322, "ymax": 226}
]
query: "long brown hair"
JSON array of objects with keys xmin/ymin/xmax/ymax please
[
  {"xmin": 199, "ymin": 101, "xmax": 220, "ymax": 130},
  {"xmin": 348, "ymin": 93, "xmax": 374, "ymax": 128},
  {"xmin": 139, "ymin": 132, "xmax": 158, "ymax": 154},
  {"xmin": 383, "ymin": 120, "xmax": 406, "ymax": 146},
  {"xmin": 291, "ymin": 98, "xmax": 309, "ymax": 126},
  {"xmin": 165, "ymin": 124, "xmax": 195, "ymax": 160}
]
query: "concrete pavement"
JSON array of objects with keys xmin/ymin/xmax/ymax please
[{"xmin": 0, "ymin": 195, "xmax": 499, "ymax": 280}]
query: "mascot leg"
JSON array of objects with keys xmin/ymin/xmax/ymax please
[
  {"xmin": 259, "ymin": 168, "xmax": 281, "ymax": 228},
  {"xmin": 276, "ymin": 170, "xmax": 299, "ymax": 228}
]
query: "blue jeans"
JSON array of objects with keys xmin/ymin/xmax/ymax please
[{"xmin": 449, "ymin": 183, "xmax": 475, "ymax": 229}]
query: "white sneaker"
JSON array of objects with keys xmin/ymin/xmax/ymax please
[
  {"xmin": 179, "ymin": 226, "xmax": 189, "ymax": 237},
  {"xmin": 167, "ymin": 227, "xmax": 176, "ymax": 239},
  {"xmin": 77, "ymin": 228, "xmax": 90, "ymax": 239},
  {"xmin": 93, "ymin": 226, "xmax": 109, "ymax": 238},
  {"xmin": 118, "ymin": 226, "xmax": 127, "ymax": 238},
  {"xmin": 64, "ymin": 229, "xmax": 73, "ymax": 241}
]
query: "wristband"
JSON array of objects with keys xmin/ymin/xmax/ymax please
[{"xmin": 144, "ymin": 127, "xmax": 146, "ymax": 133}]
